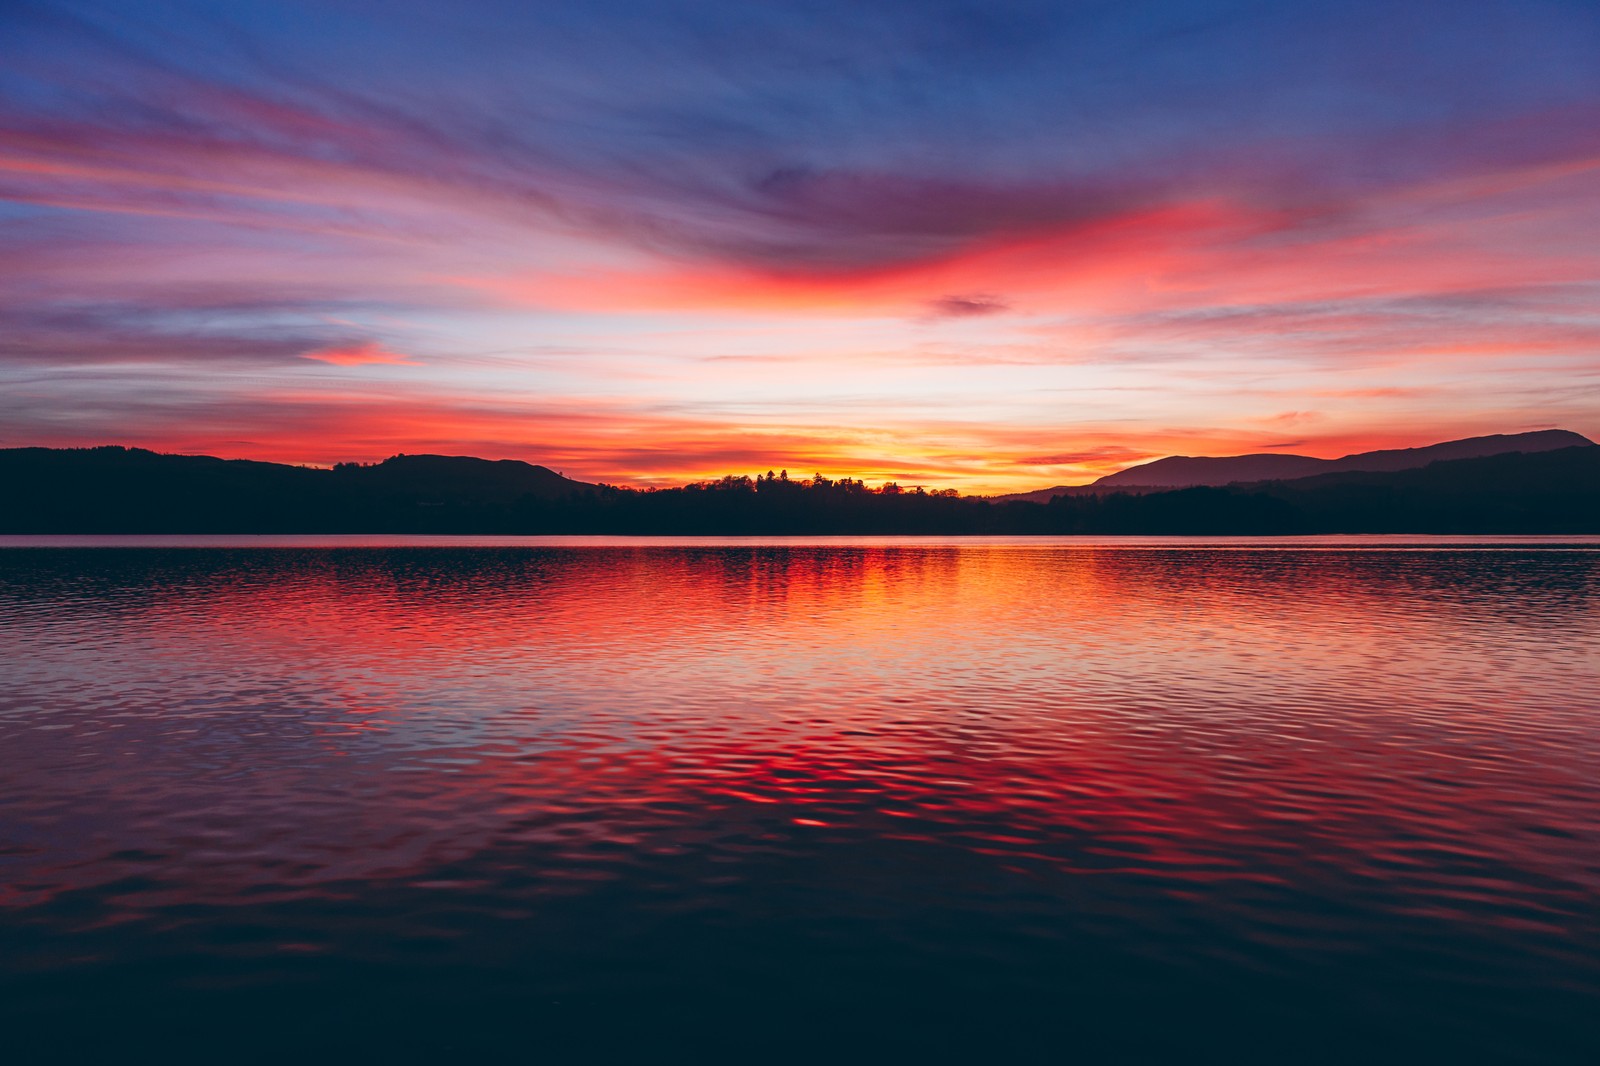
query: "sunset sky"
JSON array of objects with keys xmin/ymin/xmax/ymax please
[{"xmin": 4, "ymin": 0, "xmax": 1599, "ymax": 491}]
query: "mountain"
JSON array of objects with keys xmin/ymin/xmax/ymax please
[
  {"xmin": 0, "ymin": 446, "xmax": 600, "ymax": 533},
  {"xmin": 344, "ymin": 453, "xmax": 591, "ymax": 504},
  {"xmin": 994, "ymin": 429, "xmax": 1595, "ymax": 502},
  {"xmin": 1253, "ymin": 444, "xmax": 1600, "ymax": 533},
  {"xmin": 997, "ymin": 444, "xmax": 1600, "ymax": 534}
]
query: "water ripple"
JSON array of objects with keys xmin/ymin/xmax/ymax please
[{"xmin": 1, "ymin": 542, "xmax": 1598, "ymax": 1060}]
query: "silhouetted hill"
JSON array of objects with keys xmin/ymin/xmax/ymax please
[
  {"xmin": 996, "ymin": 429, "xmax": 1594, "ymax": 501},
  {"xmin": 346, "ymin": 454, "xmax": 591, "ymax": 503},
  {"xmin": 0, "ymin": 446, "xmax": 600, "ymax": 533},
  {"xmin": 1314, "ymin": 430, "xmax": 1594, "ymax": 475},
  {"xmin": 2, "ymin": 441, "xmax": 1596, "ymax": 534},
  {"xmin": 1096, "ymin": 451, "xmax": 1327, "ymax": 490},
  {"xmin": 997, "ymin": 445, "xmax": 1600, "ymax": 534},
  {"xmin": 1250, "ymin": 444, "xmax": 1600, "ymax": 533}
]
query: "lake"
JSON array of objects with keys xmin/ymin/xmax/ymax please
[{"xmin": 2, "ymin": 537, "xmax": 1598, "ymax": 1061}]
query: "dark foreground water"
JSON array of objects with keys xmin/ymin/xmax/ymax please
[{"xmin": 2, "ymin": 537, "xmax": 1598, "ymax": 1063}]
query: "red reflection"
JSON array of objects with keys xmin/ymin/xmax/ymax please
[{"xmin": 2, "ymin": 545, "xmax": 1596, "ymax": 926}]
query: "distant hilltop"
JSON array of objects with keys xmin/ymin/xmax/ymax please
[
  {"xmin": 334, "ymin": 452, "xmax": 597, "ymax": 501},
  {"xmin": 992, "ymin": 430, "xmax": 1596, "ymax": 503}
]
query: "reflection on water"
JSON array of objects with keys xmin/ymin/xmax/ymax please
[{"xmin": 2, "ymin": 541, "xmax": 1599, "ymax": 1060}]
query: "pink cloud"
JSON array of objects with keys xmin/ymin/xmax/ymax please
[{"xmin": 300, "ymin": 341, "xmax": 420, "ymax": 367}]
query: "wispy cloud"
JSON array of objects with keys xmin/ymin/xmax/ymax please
[
  {"xmin": 925, "ymin": 293, "xmax": 1010, "ymax": 318},
  {"xmin": 301, "ymin": 341, "xmax": 419, "ymax": 367}
]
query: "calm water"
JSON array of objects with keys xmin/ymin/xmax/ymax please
[{"xmin": 2, "ymin": 538, "xmax": 1598, "ymax": 1062}]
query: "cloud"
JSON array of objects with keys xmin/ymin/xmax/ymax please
[
  {"xmin": 1265, "ymin": 411, "xmax": 1323, "ymax": 426},
  {"xmin": 925, "ymin": 293, "xmax": 1010, "ymax": 318},
  {"xmin": 301, "ymin": 341, "xmax": 419, "ymax": 367},
  {"xmin": 7, "ymin": 0, "xmax": 1599, "ymax": 275},
  {"xmin": 0, "ymin": 304, "xmax": 332, "ymax": 366},
  {"xmin": 1017, "ymin": 447, "xmax": 1153, "ymax": 466}
]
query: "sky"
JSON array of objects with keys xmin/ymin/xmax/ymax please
[{"xmin": 3, "ymin": 0, "xmax": 1599, "ymax": 492}]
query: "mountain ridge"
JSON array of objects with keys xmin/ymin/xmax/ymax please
[{"xmin": 993, "ymin": 429, "xmax": 1595, "ymax": 503}]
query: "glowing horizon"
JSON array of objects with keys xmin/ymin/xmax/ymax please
[{"xmin": 3, "ymin": 2, "xmax": 1598, "ymax": 493}]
